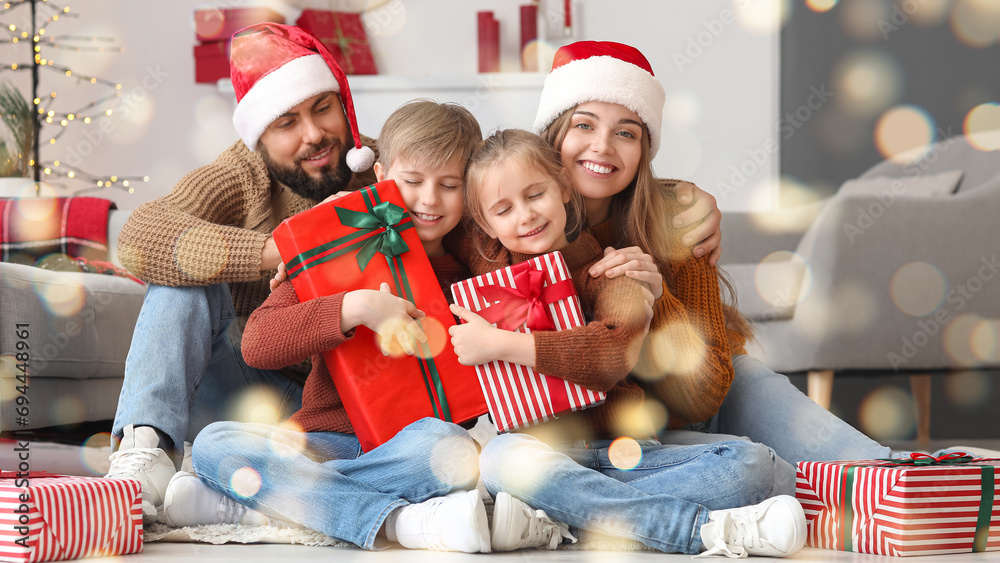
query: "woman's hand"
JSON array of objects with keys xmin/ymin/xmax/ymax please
[
  {"xmin": 673, "ymin": 181, "xmax": 722, "ymax": 266},
  {"xmin": 589, "ymin": 246, "xmax": 664, "ymax": 301}
]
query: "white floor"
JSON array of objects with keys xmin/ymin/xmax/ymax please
[{"xmin": 6, "ymin": 438, "xmax": 1000, "ymax": 562}]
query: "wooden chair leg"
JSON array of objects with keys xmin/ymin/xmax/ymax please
[
  {"xmin": 808, "ymin": 370, "xmax": 834, "ymax": 410},
  {"xmin": 910, "ymin": 374, "xmax": 932, "ymax": 449}
]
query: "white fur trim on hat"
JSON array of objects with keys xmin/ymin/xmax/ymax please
[
  {"xmin": 233, "ymin": 54, "xmax": 340, "ymax": 151},
  {"xmin": 533, "ymin": 55, "xmax": 666, "ymax": 157}
]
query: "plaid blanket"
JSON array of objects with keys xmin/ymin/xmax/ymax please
[{"xmin": 0, "ymin": 196, "xmax": 116, "ymax": 262}]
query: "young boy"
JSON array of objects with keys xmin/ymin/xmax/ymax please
[{"xmin": 155, "ymin": 101, "xmax": 497, "ymax": 553}]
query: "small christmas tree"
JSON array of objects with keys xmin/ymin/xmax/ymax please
[{"xmin": 0, "ymin": 0, "xmax": 147, "ymax": 193}]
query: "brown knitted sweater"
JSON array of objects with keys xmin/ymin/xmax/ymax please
[
  {"xmin": 117, "ymin": 138, "xmax": 378, "ymax": 381},
  {"xmin": 241, "ymin": 254, "xmax": 471, "ymax": 434},
  {"xmin": 464, "ymin": 230, "xmax": 651, "ymax": 442},
  {"xmin": 587, "ymin": 179, "xmax": 738, "ymax": 429}
]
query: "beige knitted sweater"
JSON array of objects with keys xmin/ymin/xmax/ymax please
[{"xmin": 117, "ymin": 138, "xmax": 378, "ymax": 380}]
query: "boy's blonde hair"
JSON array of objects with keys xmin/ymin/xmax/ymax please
[
  {"xmin": 465, "ymin": 129, "xmax": 584, "ymax": 246},
  {"xmin": 376, "ymin": 99, "xmax": 482, "ymax": 173}
]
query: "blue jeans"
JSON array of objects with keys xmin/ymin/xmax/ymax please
[
  {"xmin": 191, "ymin": 417, "xmax": 480, "ymax": 549},
  {"xmin": 479, "ymin": 433, "xmax": 785, "ymax": 554},
  {"xmin": 112, "ymin": 284, "xmax": 304, "ymax": 456},
  {"xmin": 659, "ymin": 355, "xmax": 890, "ymax": 464}
]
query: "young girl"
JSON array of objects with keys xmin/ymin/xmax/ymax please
[
  {"xmin": 449, "ymin": 129, "xmax": 805, "ymax": 557},
  {"xmin": 533, "ymin": 40, "xmax": 890, "ymax": 464}
]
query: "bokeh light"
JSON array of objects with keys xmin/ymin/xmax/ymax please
[
  {"xmin": 11, "ymin": 198, "xmax": 58, "ymax": 242},
  {"xmin": 521, "ymin": 40, "xmax": 557, "ymax": 73},
  {"xmin": 47, "ymin": 394, "xmax": 85, "ymax": 426},
  {"xmin": 734, "ymin": 0, "xmax": 792, "ymax": 34},
  {"xmin": 754, "ymin": 251, "xmax": 812, "ymax": 308},
  {"xmin": 664, "ymin": 91, "xmax": 702, "ymax": 128},
  {"xmin": 631, "ymin": 321, "xmax": 707, "ymax": 381},
  {"xmin": 174, "ymin": 225, "xmax": 228, "ymax": 280},
  {"xmin": 362, "ymin": 0, "xmax": 407, "ymax": 37},
  {"xmin": 231, "ymin": 466, "xmax": 262, "ymax": 499},
  {"xmin": 970, "ymin": 319, "xmax": 1000, "ymax": 362},
  {"xmin": 415, "ymin": 316, "xmax": 447, "ymax": 359},
  {"xmin": 107, "ymin": 93, "xmax": 155, "ymax": 146},
  {"xmin": 81, "ymin": 432, "xmax": 113, "ymax": 475},
  {"xmin": 228, "ymin": 386, "xmax": 282, "ymax": 426},
  {"xmin": 963, "ymin": 103, "xmax": 1000, "ymax": 151},
  {"xmin": 943, "ymin": 369, "xmax": 992, "ymax": 409},
  {"xmin": 890, "ymin": 262, "xmax": 946, "ymax": 317},
  {"xmin": 608, "ymin": 437, "xmax": 642, "ymax": 471},
  {"xmin": 269, "ymin": 421, "xmax": 308, "ymax": 458},
  {"xmin": 191, "ymin": 94, "xmax": 239, "ymax": 163},
  {"xmin": 874, "ymin": 105, "xmax": 936, "ymax": 164},
  {"xmin": 806, "ymin": 0, "xmax": 839, "ymax": 13},
  {"xmin": 191, "ymin": 6, "xmax": 225, "ymax": 39},
  {"xmin": 838, "ymin": 0, "xmax": 890, "ymax": 41},
  {"xmin": 943, "ymin": 313, "xmax": 984, "ymax": 366},
  {"xmin": 429, "ymin": 435, "xmax": 479, "ymax": 487},
  {"xmin": 950, "ymin": 0, "xmax": 1000, "ymax": 48},
  {"xmin": 858, "ymin": 385, "xmax": 915, "ymax": 441},
  {"xmin": 659, "ymin": 126, "xmax": 702, "ymax": 179},
  {"xmin": 35, "ymin": 273, "xmax": 86, "ymax": 317},
  {"xmin": 831, "ymin": 50, "xmax": 903, "ymax": 120},
  {"xmin": 902, "ymin": 0, "xmax": 952, "ymax": 26}
]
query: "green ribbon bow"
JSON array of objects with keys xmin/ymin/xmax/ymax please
[{"xmin": 335, "ymin": 201, "xmax": 410, "ymax": 271}]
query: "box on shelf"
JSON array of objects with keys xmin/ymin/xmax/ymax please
[
  {"xmin": 0, "ymin": 472, "xmax": 143, "ymax": 563},
  {"xmin": 193, "ymin": 41, "xmax": 230, "ymax": 84},
  {"xmin": 450, "ymin": 251, "xmax": 606, "ymax": 433},
  {"xmin": 272, "ymin": 180, "xmax": 486, "ymax": 451},
  {"xmin": 796, "ymin": 454, "xmax": 1000, "ymax": 557},
  {"xmin": 194, "ymin": 7, "xmax": 285, "ymax": 42},
  {"xmin": 296, "ymin": 10, "xmax": 377, "ymax": 75}
]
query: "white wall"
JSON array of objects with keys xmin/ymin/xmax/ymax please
[{"xmin": 9, "ymin": 0, "xmax": 778, "ymax": 211}]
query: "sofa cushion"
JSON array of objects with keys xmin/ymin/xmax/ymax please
[
  {"xmin": 0, "ymin": 197, "xmax": 116, "ymax": 263},
  {"xmin": 721, "ymin": 256, "xmax": 807, "ymax": 322},
  {"xmin": 0, "ymin": 262, "xmax": 146, "ymax": 380},
  {"xmin": 837, "ymin": 169, "xmax": 964, "ymax": 198}
]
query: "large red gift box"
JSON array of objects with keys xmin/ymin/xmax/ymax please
[
  {"xmin": 296, "ymin": 10, "xmax": 377, "ymax": 75},
  {"xmin": 450, "ymin": 251, "xmax": 606, "ymax": 433},
  {"xmin": 193, "ymin": 7, "xmax": 285, "ymax": 42},
  {"xmin": 796, "ymin": 454, "xmax": 1000, "ymax": 556},
  {"xmin": 272, "ymin": 180, "xmax": 486, "ymax": 451},
  {"xmin": 0, "ymin": 472, "xmax": 142, "ymax": 562},
  {"xmin": 193, "ymin": 41, "xmax": 230, "ymax": 84}
]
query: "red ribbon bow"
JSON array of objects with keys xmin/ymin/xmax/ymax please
[{"xmin": 476, "ymin": 262, "xmax": 576, "ymax": 331}]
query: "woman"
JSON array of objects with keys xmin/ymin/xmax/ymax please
[{"xmin": 533, "ymin": 40, "xmax": 889, "ymax": 465}]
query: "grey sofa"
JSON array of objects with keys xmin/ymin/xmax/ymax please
[
  {"xmin": 718, "ymin": 135, "xmax": 1000, "ymax": 444},
  {"xmin": 0, "ymin": 209, "xmax": 145, "ymax": 431}
]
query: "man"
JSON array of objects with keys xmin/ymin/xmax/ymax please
[{"xmin": 106, "ymin": 24, "xmax": 377, "ymax": 521}]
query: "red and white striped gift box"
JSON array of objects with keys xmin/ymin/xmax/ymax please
[
  {"xmin": 450, "ymin": 251, "xmax": 605, "ymax": 432},
  {"xmin": 0, "ymin": 472, "xmax": 142, "ymax": 562},
  {"xmin": 796, "ymin": 457, "xmax": 1000, "ymax": 557}
]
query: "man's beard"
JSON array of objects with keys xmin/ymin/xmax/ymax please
[{"xmin": 261, "ymin": 139, "xmax": 354, "ymax": 202}]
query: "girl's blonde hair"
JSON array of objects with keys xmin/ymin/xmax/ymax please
[
  {"xmin": 465, "ymin": 129, "xmax": 584, "ymax": 252},
  {"xmin": 542, "ymin": 108, "xmax": 753, "ymax": 341}
]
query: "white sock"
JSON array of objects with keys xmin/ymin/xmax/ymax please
[{"xmin": 384, "ymin": 507, "xmax": 402, "ymax": 543}]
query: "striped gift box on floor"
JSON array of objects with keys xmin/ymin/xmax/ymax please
[
  {"xmin": 0, "ymin": 473, "xmax": 142, "ymax": 562},
  {"xmin": 451, "ymin": 251, "xmax": 605, "ymax": 433},
  {"xmin": 796, "ymin": 458, "xmax": 1000, "ymax": 556}
]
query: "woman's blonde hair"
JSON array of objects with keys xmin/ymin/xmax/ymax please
[
  {"xmin": 542, "ymin": 108, "xmax": 753, "ymax": 341},
  {"xmin": 464, "ymin": 129, "xmax": 584, "ymax": 253}
]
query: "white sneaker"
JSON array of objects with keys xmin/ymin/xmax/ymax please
[
  {"xmin": 491, "ymin": 492, "xmax": 576, "ymax": 551},
  {"xmin": 105, "ymin": 424, "xmax": 176, "ymax": 522},
  {"xmin": 393, "ymin": 490, "xmax": 490, "ymax": 553},
  {"xmin": 698, "ymin": 495, "xmax": 806, "ymax": 558}
]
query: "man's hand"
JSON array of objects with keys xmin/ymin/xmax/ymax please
[
  {"xmin": 673, "ymin": 181, "xmax": 722, "ymax": 266},
  {"xmin": 261, "ymin": 236, "xmax": 283, "ymax": 272},
  {"xmin": 319, "ymin": 191, "xmax": 353, "ymax": 205},
  {"xmin": 588, "ymin": 246, "xmax": 664, "ymax": 300},
  {"xmin": 343, "ymin": 283, "xmax": 426, "ymax": 356}
]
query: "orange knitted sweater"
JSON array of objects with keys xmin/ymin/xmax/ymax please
[
  {"xmin": 464, "ymin": 229, "xmax": 651, "ymax": 442},
  {"xmin": 587, "ymin": 179, "xmax": 739, "ymax": 429}
]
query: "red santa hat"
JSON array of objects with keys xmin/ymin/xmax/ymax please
[
  {"xmin": 533, "ymin": 41, "xmax": 665, "ymax": 158},
  {"xmin": 229, "ymin": 23, "xmax": 374, "ymax": 172}
]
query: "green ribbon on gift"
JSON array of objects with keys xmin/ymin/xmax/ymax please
[
  {"xmin": 284, "ymin": 186, "xmax": 452, "ymax": 422},
  {"xmin": 837, "ymin": 453, "xmax": 995, "ymax": 553}
]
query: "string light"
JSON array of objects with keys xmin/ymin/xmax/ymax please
[{"xmin": 1, "ymin": 0, "xmax": 147, "ymax": 192}]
